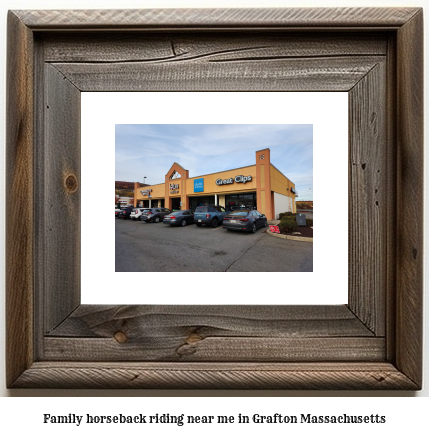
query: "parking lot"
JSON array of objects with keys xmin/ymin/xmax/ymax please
[{"xmin": 116, "ymin": 218, "xmax": 313, "ymax": 272}]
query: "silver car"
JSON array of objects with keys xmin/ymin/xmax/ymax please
[{"xmin": 130, "ymin": 208, "xmax": 151, "ymax": 220}]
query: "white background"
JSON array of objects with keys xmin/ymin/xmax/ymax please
[
  {"xmin": 82, "ymin": 92, "xmax": 348, "ymax": 305},
  {"xmin": 0, "ymin": 0, "xmax": 428, "ymax": 429}
]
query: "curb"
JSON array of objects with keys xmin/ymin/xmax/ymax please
[{"xmin": 266, "ymin": 229, "xmax": 313, "ymax": 242}]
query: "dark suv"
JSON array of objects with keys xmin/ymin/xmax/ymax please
[
  {"xmin": 118, "ymin": 205, "xmax": 134, "ymax": 219},
  {"xmin": 194, "ymin": 205, "xmax": 227, "ymax": 228},
  {"xmin": 140, "ymin": 208, "xmax": 171, "ymax": 223}
]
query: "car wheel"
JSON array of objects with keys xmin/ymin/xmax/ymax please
[
  {"xmin": 252, "ymin": 223, "xmax": 256, "ymax": 233},
  {"xmin": 211, "ymin": 218, "xmax": 218, "ymax": 228},
  {"xmin": 196, "ymin": 223, "xmax": 202, "ymax": 227},
  {"xmin": 154, "ymin": 217, "xmax": 160, "ymax": 223},
  {"xmin": 181, "ymin": 219, "xmax": 187, "ymax": 227}
]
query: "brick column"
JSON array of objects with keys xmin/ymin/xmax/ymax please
[
  {"xmin": 181, "ymin": 169, "xmax": 189, "ymax": 210},
  {"xmin": 165, "ymin": 176, "xmax": 170, "ymax": 209},
  {"xmin": 133, "ymin": 182, "xmax": 138, "ymax": 207},
  {"xmin": 255, "ymin": 148, "xmax": 273, "ymax": 220}
]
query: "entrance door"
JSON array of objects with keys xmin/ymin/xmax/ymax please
[{"xmin": 171, "ymin": 198, "xmax": 181, "ymax": 210}]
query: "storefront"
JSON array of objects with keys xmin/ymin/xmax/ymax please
[
  {"xmin": 225, "ymin": 193, "xmax": 257, "ymax": 211},
  {"xmin": 189, "ymin": 196, "xmax": 216, "ymax": 210},
  {"xmin": 134, "ymin": 148, "xmax": 297, "ymax": 220}
]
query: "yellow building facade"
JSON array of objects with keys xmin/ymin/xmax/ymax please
[{"xmin": 134, "ymin": 148, "xmax": 296, "ymax": 220}]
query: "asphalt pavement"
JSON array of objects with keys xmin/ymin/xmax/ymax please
[{"xmin": 115, "ymin": 218, "xmax": 313, "ymax": 272}]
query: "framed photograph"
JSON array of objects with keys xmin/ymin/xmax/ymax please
[
  {"xmin": 6, "ymin": 7, "xmax": 423, "ymax": 389},
  {"xmin": 83, "ymin": 93, "xmax": 346, "ymax": 305}
]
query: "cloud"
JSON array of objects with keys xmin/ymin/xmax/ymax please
[{"xmin": 116, "ymin": 124, "xmax": 313, "ymax": 192}]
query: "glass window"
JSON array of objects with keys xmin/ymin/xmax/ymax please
[
  {"xmin": 225, "ymin": 193, "xmax": 256, "ymax": 211},
  {"xmin": 230, "ymin": 211, "xmax": 250, "ymax": 216}
]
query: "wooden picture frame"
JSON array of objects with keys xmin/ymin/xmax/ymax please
[{"xmin": 6, "ymin": 8, "xmax": 423, "ymax": 390}]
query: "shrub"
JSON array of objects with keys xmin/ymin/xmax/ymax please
[
  {"xmin": 279, "ymin": 212, "xmax": 295, "ymax": 220},
  {"xmin": 306, "ymin": 218, "xmax": 313, "ymax": 227},
  {"xmin": 279, "ymin": 218, "xmax": 298, "ymax": 233}
]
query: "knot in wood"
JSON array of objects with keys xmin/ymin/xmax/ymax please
[
  {"xmin": 186, "ymin": 333, "xmax": 203, "ymax": 344},
  {"xmin": 114, "ymin": 331, "xmax": 128, "ymax": 343},
  {"xmin": 65, "ymin": 174, "xmax": 78, "ymax": 193}
]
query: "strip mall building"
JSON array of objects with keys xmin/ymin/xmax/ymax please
[{"xmin": 134, "ymin": 148, "xmax": 297, "ymax": 220}]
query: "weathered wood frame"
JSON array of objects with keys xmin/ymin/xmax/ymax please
[{"xmin": 6, "ymin": 8, "xmax": 423, "ymax": 390}]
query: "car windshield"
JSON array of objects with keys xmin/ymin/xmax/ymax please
[
  {"xmin": 195, "ymin": 207, "xmax": 208, "ymax": 213},
  {"xmin": 229, "ymin": 211, "xmax": 250, "ymax": 216}
]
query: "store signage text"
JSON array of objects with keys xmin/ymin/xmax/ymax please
[
  {"xmin": 140, "ymin": 189, "xmax": 152, "ymax": 196},
  {"xmin": 170, "ymin": 183, "xmax": 180, "ymax": 194},
  {"xmin": 194, "ymin": 178, "xmax": 204, "ymax": 193},
  {"xmin": 215, "ymin": 175, "xmax": 252, "ymax": 186}
]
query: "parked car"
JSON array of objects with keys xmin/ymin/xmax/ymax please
[
  {"xmin": 115, "ymin": 208, "xmax": 122, "ymax": 218},
  {"xmin": 130, "ymin": 208, "xmax": 151, "ymax": 220},
  {"xmin": 222, "ymin": 209, "xmax": 267, "ymax": 233},
  {"xmin": 163, "ymin": 210, "xmax": 195, "ymax": 227},
  {"xmin": 118, "ymin": 205, "xmax": 134, "ymax": 219},
  {"xmin": 194, "ymin": 205, "xmax": 227, "ymax": 228},
  {"xmin": 140, "ymin": 208, "xmax": 171, "ymax": 223}
]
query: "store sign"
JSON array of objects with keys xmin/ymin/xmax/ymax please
[
  {"xmin": 269, "ymin": 225, "xmax": 280, "ymax": 234},
  {"xmin": 140, "ymin": 189, "xmax": 152, "ymax": 196},
  {"xmin": 235, "ymin": 175, "xmax": 252, "ymax": 184},
  {"xmin": 170, "ymin": 183, "xmax": 179, "ymax": 194},
  {"xmin": 194, "ymin": 178, "xmax": 204, "ymax": 193},
  {"xmin": 215, "ymin": 175, "xmax": 252, "ymax": 186}
]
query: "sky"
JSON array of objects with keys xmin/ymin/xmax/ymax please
[{"xmin": 115, "ymin": 124, "xmax": 313, "ymax": 201}]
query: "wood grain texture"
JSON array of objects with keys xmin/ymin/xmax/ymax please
[
  {"xmin": 14, "ymin": 8, "xmax": 421, "ymax": 29},
  {"xmin": 348, "ymin": 62, "xmax": 386, "ymax": 336},
  {"xmin": 42, "ymin": 33, "xmax": 388, "ymax": 63},
  {"xmin": 43, "ymin": 64, "xmax": 81, "ymax": 333},
  {"xmin": 384, "ymin": 33, "xmax": 398, "ymax": 364},
  {"xmin": 11, "ymin": 362, "xmax": 419, "ymax": 390},
  {"xmin": 52, "ymin": 56, "xmax": 383, "ymax": 92},
  {"xmin": 44, "ymin": 305, "xmax": 381, "ymax": 362},
  {"xmin": 6, "ymin": 11, "xmax": 34, "ymax": 388},
  {"xmin": 6, "ymin": 7, "xmax": 423, "ymax": 390},
  {"xmin": 47, "ymin": 305, "xmax": 375, "ymax": 338},
  {"xmin": 44, "ymin": 337, "xmax": 385, "ymax": 362},
  {"xmin": 395, "ymin": 9, "xmax": 424, "ymax": 388}
]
